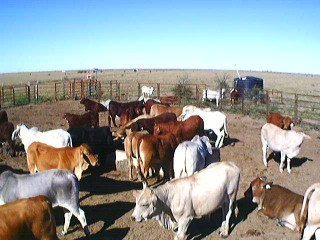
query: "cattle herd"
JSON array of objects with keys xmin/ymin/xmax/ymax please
[{"xmin": 0, "ymin": 86, "xmax": 318, "ymax": 240}]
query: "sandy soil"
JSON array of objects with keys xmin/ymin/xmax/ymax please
[{"xmin": 1, "ymin": 100, "xmax": 320, "ymax": 240}]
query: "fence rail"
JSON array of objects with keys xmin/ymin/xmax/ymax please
[{"xmin": 1, "ymin": 79, "xmax": 320, "ymax": 128}]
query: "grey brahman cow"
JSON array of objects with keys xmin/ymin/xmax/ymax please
[
  {"xmin": 173, "ymin": 135, "xmax": 220, "ymax": 178},
  {"xmin": 132, "ymin": 161, "xmax": 240, "ymax": 240},
  {"xmin": 0, "ymin": 169, "xmax": 90, "ymax": 237}
]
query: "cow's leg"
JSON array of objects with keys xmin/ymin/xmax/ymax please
[
  {"xmin": 69, "ymin": 207, "xmax": 90, "ymax": 237},
  {"xmin": 62, "ymin": 210, "xmax": 73, "ymax": 235},
  {"xmin": 221, "ymin": 198, "xmax": 234, "ymax": 238},
  {"xmin": 287, "ymin": 157, "xmax": 292, "ymax": 174},
  {"xmin": 302, "ymin": 224, "xmax": 319, "ymax": 240},
  {"xmin": 175, "ymin": 217, "xmax": 192, "ymax": 240},
  {"xmin": 111, "ymin": 114, "xmax": 117, "ymax": 127},
  {"xmin": 279, "ymin": 151, "xmax": 286, "ymax": 173},
  {"xmin": 220, "ymin": 200, "xmax": 229, "ymax": 237},
  {"xmin": 261, "ymin": 139, "xmax": 268, "ymax": 167}
]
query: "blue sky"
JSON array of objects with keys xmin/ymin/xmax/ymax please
[{"xmin": 1, "ymin": 0, "xmax": 319, "ymax": 74}]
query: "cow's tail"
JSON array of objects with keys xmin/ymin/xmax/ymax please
[{"xmin": 300, "ymin": 183, "xmax": 320, "ymax": 219}]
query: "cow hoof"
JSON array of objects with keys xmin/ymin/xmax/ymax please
[
  {"xmin": 220, "ymin": 232, "xmax": 229, "ymax": 238},
  {"xmin": 61, "ymin": 230, "xmax": 67, "ymax": 236},
  {"xmin": 84, "ymin": 225, "xmax": 91, "ymax": 237}
]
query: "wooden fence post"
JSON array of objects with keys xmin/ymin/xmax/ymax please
[
  {"xmin": 266, "ymin": 90, "xmax": 270, "ymax": 117},
  {"xmin": 27, "ymin": 85, "xmax": 31, "ymax": 103},
  {"xmin": 280, "ymin": 91, "xmax": 283, "ymax": 104},
  {"xmin": 241, "ymin": 95, "xmax": 245, "ymax": 114},
  {"xmin": 12, "ymin": 87, "xmax": 15, "ymax": 106},
  {"xmin": 0, "ymin": 87, "xmax": 2, "ymax": 108},
  {"xmin": 137, "ymin": 83, "xmax": 141, "ymax": 98},
  {"xmin": 98, "ymin": 81, "xmax": 102, "ymax": 101},
  {"xmin": 54, "ymin": 83, "xmax": 57, "ymax": 101},
  {"xmin": 80, "ymin": 80, "xmax": 84, "ymax": 99},
  {"xmin": 294, "ymin": 94, "xmax": 299, "ymax": 124},
  {"xmin": 117, "ymin": 82, "xmax": 120, "ymax": 100},
  {"xmin": 109, "ymin": 81, "xmax": 113, "ymax": 98},
  {"xmin": 157, "ymin": 83, "xmax": 160, "ymax": 98}
]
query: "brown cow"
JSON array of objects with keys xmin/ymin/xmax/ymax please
[
  {"xmin": 244, "ymin": 176, "xmax": 307, "ymax": 233},
  {"xmin": 0, "ymin": 195, "xmax": 59, "ymax": 240},
  {"xmin": 130, "ymin": 112, "xmax": 177, "ymax": 134},
  {"xmin": 150, "ymin": 104, "xmax": 183, "ymax": 118},
  {"xmin": 27, "ymin": 142, "xmax": 98, "ymax": 180},
  {"xmin": 0, "ymin": 110, "xmax": 8, "ymax": 124},
  {"xmin": 120, "ymin": 106, "xmax": 143, "ymax": 126},
  {"xmin": 64, "ymin": 111, "xmax": 99, "ymax": 129},
  {"xmin": 158, "ymin": 95, "xmax": 179, "ymax": 105},
  {"xmin": 154, "ymin": 115, "xmax": 204, "ymax": 143},
  {"xmin": 144, "ymin": 99, "xmax": 170, "ymax": 114},
  {"xmin": 80, "ymin": 97, "xmax": 108, "ymax": 112},
  {"xmin": 124, "ymin": 130, "xmax": 149, "ymax": 180},
  {"xmin": 137, "ymin": 133, "xmax": 178, "ymax": 185},
  {"xmin": 267, "ymin": 112, "xmax": 294, "ymax": 130},
  {"xmin": 0, "ymin": 121, "xmax": 15, "ymax": 156}
]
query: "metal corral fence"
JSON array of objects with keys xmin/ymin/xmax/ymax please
[{"xmin": 1, "ymin": 79, "xmax": 320, "ymax": 128}]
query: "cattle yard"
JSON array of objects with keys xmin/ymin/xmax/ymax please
[{"xmin": 0, "ymin": 99, "xmax": 319, "ymax": 240}]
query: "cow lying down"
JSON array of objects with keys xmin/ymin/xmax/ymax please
[
  {"xmin": 132, "ymin": 161, "xmax": 240, "ymax": 239},
  {"xmin": 0, "ymin": 169, "xmax": 90, "ymax": 237},
  {"xmin": 0, "ymin": 195, "xmax": 59, "ymax": 240},
  {"xmin": 244, "ymin": 176, "xmax": 307, "ymax": 233}
]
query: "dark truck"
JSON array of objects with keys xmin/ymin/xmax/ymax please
[{"xmin": 233, "ymin": 76, "xmax": 266, "ymax": 102}]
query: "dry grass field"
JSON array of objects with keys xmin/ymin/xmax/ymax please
[{"xmin": 1, "ymin": 69, "xmax": 319, "ymax": 95}]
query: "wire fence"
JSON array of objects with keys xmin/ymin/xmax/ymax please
[{"xmin": 1, "ymin": 79, "xmax": 319, "ymax": 128}]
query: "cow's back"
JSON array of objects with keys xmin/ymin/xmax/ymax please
[{"xmin": 170, "ymin": 161, "xmax": 240, "ymax": 217}]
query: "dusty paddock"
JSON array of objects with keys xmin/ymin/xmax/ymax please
[{"xmin": 1, "ymin": 100, "xmax": 320, "ymax": 240}]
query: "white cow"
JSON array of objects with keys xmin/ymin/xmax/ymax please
[
  {"xmin": 301, "ymin": 183, "xmax": 320, "ymax": 240},
  {"xmin": 183, "ymin": 110, "xmax": 229, "ymax": 148},
  {"xmin": 11, "ymin": 123, "xmax": 73, "ymax": 152},
  {"xmin": 174, "ymin": 135, "xmax": 220, "ymax": 178},
  {"xmin": 132, "ymin": 161, "xmax": 240, "ymax": 240},
  {"xmin": 141, "ymin": 85, "xmax": 154, "ymax": 98},
  {"xmin": 261, "ymin": 123, "xmax": 311, "ymax": 173},
  {"xmin": 202, "ymin": 88, "xmax": 226, "ymax": 107}
]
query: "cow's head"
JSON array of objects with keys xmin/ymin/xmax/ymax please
[
  {"xmin": 80, "ymin": 144, "xmax": 98, "ymax": 168},
  {"xmin": 244, "ymin": 176, "xmax": 273, "ymax": 207},
  {"xmin": 282, "ymin": 116, "xmax": 294, "ymax": 130},
  {"xmin": 132, "ymin": 186, "xmax": 159, "ymax": 222}
]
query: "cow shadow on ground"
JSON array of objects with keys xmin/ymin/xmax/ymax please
[
  {"xmin": 267, "ymin": 152, "xmax": 311, "ymax": 169},
  {"xmin": 79, "ymin": 172, "xmax": 142, "ymax": 200},
  {"xmin": 187, "ymin": 197, "xmax": 256, "ymax": 240},
  {"xmin": 222, "ymin": 137, "xmax": 240, "ymax": 148},
  {"xmin": 0, "ymin": 164, "xmax": 28, "ymax": 174},
  {"xmin": 55, "ymin": 201, "xmax": 133, "ymax": 240}
]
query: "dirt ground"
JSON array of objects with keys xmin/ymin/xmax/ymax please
[{"xmin": 1, "ymin": 100, "xmax": 320, "ymax": 240}]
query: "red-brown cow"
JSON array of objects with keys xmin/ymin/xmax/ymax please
[
  {"xmin": 266, "ymin": 112, "xmax": 294, "ymax": 130},
  {"xmin": 80, "ymin": 97, "xmax": 108, "ymax": 113},
  {"xmin": 64, "ymin": 111, "xmax": 99, "ymax": 129},
  {"xmin": 144, "ymin": 99, "xmax": 170, "ymax": 114},
  {"xmin": 136, "ymin": 133, "xmax": 178, "ymax": 185},
  {"xmin": 0, "ymin": 121, "xmax": 15, "ymax": 156},
  {"xmin": 244, "ymin": 176, "xmax": 307, "ymax": 233},
  {"xmin": 120, "ymin": 106, "xmax": 143, "ymax": 126},
  {"xmin": 150, "ymin": 104, "xmax": 183, "ymax": 118},
  {"xmin": 0, "ymin": 195, "xmax": 59, "ymax": 240},
  {"xmin": 154, "ymin": 115, "xmax": 204, "ymax": 143}
]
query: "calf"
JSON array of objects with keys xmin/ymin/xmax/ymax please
[
  {"xmin": 80, "ymin": 97, "xmax": 108, "ymax": 113},
  {"xmin": 261, "ymin": 123, "xmax": 311, "ymax": 173},
  {"xmin": 64, "ymin": 111, "xmax": 99, "ymax": 128},
  {"xmin": 120, "ymin": 106, "xmax": 143, "ymax": 126},
  {"xmin": 150, "ymin": 104, "xmax": 182, "ymax": 117},
  {"xmin": 0, "ymin": 195, "xmax": 59, "ymax": 240},
  {"xmin": 27, "ymin": 142, "xmax": 98, "ymax": 180},
  {"xmin": 132, "ymin": 161, "xmax": 240, "ymax": 239},
  {"xmin": 144, "ymin": 99, "xmax": 169, "ymax": 114},
  {"xmin": 300, "ymin": 183, "xmax": 320, "ymax": 240},
  {"xmin": 0, "ymin": 169, "xmax": 90, "ymax": 237},
  {"xmin": 267, "ymin": 112, "xmax": 294, "ymax": 130},
  {"xmin": 137, "ymin": 133, "xmax": 178, "ymax": 184},
  {"xmin": 244, "ymin": 176, "xmax": 307, "ymax": 233}
]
